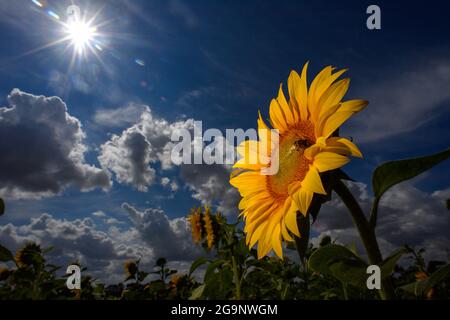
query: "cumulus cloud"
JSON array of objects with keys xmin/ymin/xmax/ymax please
[
  {"xmin": 93, "ymin": 103, "xmax": 150, "ymax": 128},
  {"xmin": 312, "ymin": 181, "xmax": 450, "ymax": 261},
  {"xmin": 0, "ymin": 202, "xmax": 202, "ymax": 283},
  {"xmin": 98, "ymin": 108, "xmax": 194, "ymax": 191},
  {"xmin": 348, "ymin": 60, "xmax": 450, "ymax": 143},
  {"xmin": 0, "ymin": 89, "xmax": 111, "ymax": 200},
  {"xmin": 0, "ymin": 213, "xmax": 142, "ymax": 283},
  {"xmin": 98, "ymin": 106, "xmax": 239, "ymax": 214},
  {"xmin": 122, "ymin": 203, "xmax": 201, "ymax": 260}
]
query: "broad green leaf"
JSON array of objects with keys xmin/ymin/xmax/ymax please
[
  {"xmin": 380, "ymin": 247, "xmax": 408, "ymax": 280},
  {"xmin": 189, "ymin": 257, "xmax": 209, "ymax": 276},
  {"xmin": 204, "ymin": 259, "xmax": 225, "ymax": 283},
  {"xmin": 0, "ymin": 244, "xmax": 14, "ymax": 262},
  {"xmin": 371, "ymin": 148, "xmax": 450, "ymax": 227},
  {"xmin": 0, "ymin": 198, "xmax": 4, "ymax": 216},
  {"xmin": 372, "ymin": 148, "xmax": 450, "ymax": 200},
  {"xmin": 309, "ymin": 244, "xmax": 366, "ymax": 274},
  {"xmin": 328, "ymin": 258, "xmax": 368, "ymax": 288},
  {"xmin": 399, "ymin": 264, "xmax": 450, "ymax": 297},
  {"xmin": 319, "ymin": 235, "xmax": 332, "ymax": 247},
  {"xmin": 189, "ymin": 284, "xmax": 205, "ymax": 300},
  {"xmin": 309, "ymin": 244, "xmax": 368, "ymax": 288}
]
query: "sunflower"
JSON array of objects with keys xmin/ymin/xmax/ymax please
[
  {"xmin": 230, "ymin": 62, "xmax": 367, "ymax": 259},
  {"xmin": 187, "ymin": 207, "xmax": 203, "ymax": 244},
  {"xmin": 203, "ymin": 207, "xmax": 215, "ymax": 249},
  {"xmin": 15, "ymin": 243, "xmax": 42, "ymax": 268},
  {"xmin": 124, "ymin": 261, "xmax": 138, "ymax": 278}
]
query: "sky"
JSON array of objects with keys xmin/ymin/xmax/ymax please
[{"xmin": 0, "ymin": 0, "xmax": 449, "ymax": 283}]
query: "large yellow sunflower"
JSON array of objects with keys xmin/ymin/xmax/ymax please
[{"xmin": 230, "ymin": 62, "xmax": 367, "ymax": 259}]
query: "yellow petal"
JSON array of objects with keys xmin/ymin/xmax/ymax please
[
  {"xmin": 303, "ymin": 144, "xmax": 322, "ymax": 160},
  {"xmin": 287, "ymin": 180, "xmax": 302, "ymax": 196},
  {"xmin": 285, "ymin": 201, "xmax": 300, "ymax": 236},
  {"xmin": 288, "ymin": 69, "xmax": 308, "ymax": 121},
  {"xmin": 325, "ymin": 137, "xmax": 363, "ymax": 158},
  {"xmin": 292, "ymin": 188, "xmax": 313, "ymax": 215},
  {"xmin": 299, "ymin": 62, "xmax": 309, "ymax": 120},
  {"xmin": 321, "ymin": 111, "xmax": 354, "ymax": 138},
  {"xmin": 317, "ymin": 78, "xmax": 350, "ymax": 121},
  {"xmin": 271, "ymin": 223, "xmax": 283, "ymax": 259},
  {"xmin": 250, "ymin": 221, "xmax": 268, "ymax": 248},
  {"xmin": 301, "ymin": 165, "xmax": 327, "ymax": 194},
  {"xmin": 277, "ymin": 84, "xmax": 295, "ymax": 125},
  {"xmin": 281, "ymin": 218, "xmax": 294, "ymax": 242},
  {"xmin": 308, "ymin": 66, "xmax": 333, "ymax": 121},
  {"xmin": 313, "ymin": 152, "xmax": 350, "ymax": 172},
  {"xmin": 269, "ymin": 99, "xmax": 288, "ymax": 132},
  {"xmin": 340, "ymin": 99, "xmax": 368, "ymax": 113}
]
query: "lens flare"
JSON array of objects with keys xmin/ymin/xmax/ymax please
[{"xmin": 65, "ymin": 20, "xmax": 97, "ymax": 54}]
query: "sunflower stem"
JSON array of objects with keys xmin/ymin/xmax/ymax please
[
  {"xmin": 231, "ymin": 255, "xmax": 242, "ymax": 300},
  {"xmin": 333, "ymin": 179, "xmax": 396, "ymax": 300}
]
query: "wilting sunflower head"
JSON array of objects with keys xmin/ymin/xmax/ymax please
[
  {"xmin": 230, "ymin": 62, "xmax": 367, "ymax": 259},
  {"xmin": 203, "ymin": 207, "xmax": 215, "ymax": 249},
  {"xmin": 124, "ymin": 261, "xmax": 138, "ymax": 278},
  {"xmin": 187, "ymin": 207, "xmax": 204, "ymax": 244},
  {"xmin": 15, "ymin": 243, "xmax": 42, "ymax": 268}
]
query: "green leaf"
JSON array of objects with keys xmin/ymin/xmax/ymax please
[
  {"xmin": 328, "ymin": 258, "xmax": 368, "ymax": 288},
  {"xmin": 319, "ymin": 235, "xmax": 332, "ymax": 248},
  {"xmin": 399, "ymin": 264, "xmax": 450, "ymax": 297},
  {"xmin": 380, "ymin": 247, "xmax": 408, "ymax": 280},
  {"xmin": 294, "ymin": 212, "xmax": 310, "ymax": 263},
  {"xmin": 204, "ymin": 259, "xmax": 226, "ymax": 283},
  {"xmin": 189, "ymin": 257, "xmax": 209, "ymax": 276},
  {"xmin": 0, "ymin": 198, "xmax": 4, "ymax": 216},
  {"xmin": 371, "ymin": 148, "xmax": 450, "ymax": 227},
  {"xmin": 373, "ymin": 148, "xmax": 450, "ymax": 200},
  {"xmin": 189, "ymin": 284, "xmax": 205, "ymax": 300},
  {"xmin": 0, "ymin": 244, "xmax": 14, "ymax": 262},
  {"xmin": 309, "ymin": 244, "xmax": 368, "ymax": 288}
]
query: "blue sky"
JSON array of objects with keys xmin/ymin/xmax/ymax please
[{"xmin": 0, "ymin": 0, "xmax": 449, "ymax": 281}]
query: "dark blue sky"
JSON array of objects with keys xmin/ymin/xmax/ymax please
[{"xmin": 0, "ymin": 1, "xmax": 449, "ymax": 273}]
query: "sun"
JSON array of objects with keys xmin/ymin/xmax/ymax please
[{"xmin": 65, "ymin": 19, "xmax": 97, "ymax": 54}]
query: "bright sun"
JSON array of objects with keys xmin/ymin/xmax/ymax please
[{"xmin": 66, "ymin": 20, "xmax": 97, "ymax": 54}]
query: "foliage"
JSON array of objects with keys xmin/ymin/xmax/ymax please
[{"xmin": 0, "ymin": 148, "xmax": 449, "ymax": 300}]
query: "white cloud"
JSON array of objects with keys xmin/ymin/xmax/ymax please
[
  {"xmin": 0, "ymin": 202, "xmax": 203, "ymax": 283},
  {"xmin": 161, "ymin": 177, "xmax": 179, "ymax": 192},
  {"xmin": 312, "ymin": 181, "xmax": 450, "ymax": 261},
  {"xmin": 122, "ymin": 203, "xmax": 201, "ymax": 260},
  {"xmin": 347, "ymin": 60, "xmax": 450, "ymax": 143},
  {"xmin": 0, "ymin": 89, "xmax": 111, "ymax": 200},
  {"xmin": 93, "ymin": 103, "xmax": 150, "ymax": 128},
  {"xmin": 92, "ymin": 211, "xmax": 106, "ymax": 218},
  {"xmin": 98, "ymin": 106, "xmax": 239, "ymax": 214}
]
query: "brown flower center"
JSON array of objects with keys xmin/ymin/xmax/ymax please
[{"xmin": 266, "ymin": 121, "xmax": 315, "ymax": 200}]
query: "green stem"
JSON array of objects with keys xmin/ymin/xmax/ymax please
[
  {"xmin": 333, "ymin": 179, "xmax": 395, "ymax": 300},
  {"xmin": 231, "ymin": 255, "xmax": 241, "ymax": 300},
  {"xmin": 342, "ymin": 282, "xmax": 349, "ymax": 300}
]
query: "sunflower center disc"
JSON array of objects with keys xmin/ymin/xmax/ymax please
[{"xmin": 266, "ymin": 122, "xmax": 315, "ymax": 199}]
